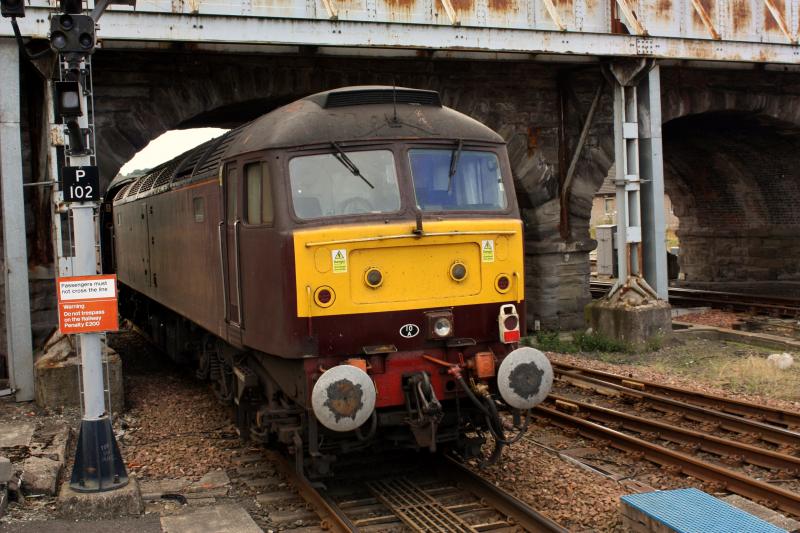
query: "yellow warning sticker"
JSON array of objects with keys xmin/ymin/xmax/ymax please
[
  {"xmin": 331, "ymin": 249, "xmax": 348, "ymax": 273},
  {"xmin": 481, "ymin": 240, "xmax": 495, "ymax": 263}
]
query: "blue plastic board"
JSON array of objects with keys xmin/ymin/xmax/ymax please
[{"xmin": 620, "ymin": 488, "xmax": 787, "ymax": 533}]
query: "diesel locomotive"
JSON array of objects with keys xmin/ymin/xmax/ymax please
[{"xmin": 105, "ymin": 86, "xmax": 553, "ymax": 476}]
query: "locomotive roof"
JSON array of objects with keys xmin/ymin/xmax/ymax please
[
  {"xmin": 226, "ymin": 86, "xmax": 504, "ymax": 156},
  {"xmin": 112, "ymin": 86, "xmax": 504, "ymax": 205}
]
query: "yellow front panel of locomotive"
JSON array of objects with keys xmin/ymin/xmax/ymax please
[
  {"xmin": 293, "ymin": 218, "xmax": 524, "ymax": 317},
  {"xmin": 349, "ymin": 242, "xmax": 482, "ymax": 304}
]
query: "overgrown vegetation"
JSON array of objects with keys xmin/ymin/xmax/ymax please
[{"xmin": 529, "ymin": 330, "xmax": 631, "ymax": 354}]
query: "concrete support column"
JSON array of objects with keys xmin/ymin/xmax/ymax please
[
  {"xmin": 637, "ymin": 65, "xmax": 669, "ymax": 299},
  {"xmin": 0, "ymin": 39, "xmax": 34, "ymax": 402}
]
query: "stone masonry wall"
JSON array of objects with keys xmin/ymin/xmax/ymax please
[
  {"xmin": 663, "ymin": 111, "xmax": 800, "ymax": 283},
  {"xmin": 5, "ymin": 56, "xmax": 800, "ymax": 366}
]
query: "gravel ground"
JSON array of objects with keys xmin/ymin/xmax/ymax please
[
  {"xmin": 473, "ymin": 435, "xmax": 629, "ymax": 532},
  {"xmin": 677, "ymin": 310, "xmax": 743, "ymax": 329},
  {"xmin": 108, "ymin": 330, "xmax": 243, "ymax": 480},
  {"xmin": 10, "ymin": 327, "xmax": 799, "ymax": 532}
]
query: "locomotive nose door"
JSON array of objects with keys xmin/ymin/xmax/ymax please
[{"xmin": 222, "ymin": 163, "xmax": 243, "ymax": 331}]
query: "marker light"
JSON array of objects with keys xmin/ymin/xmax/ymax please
[
  {"xmin": 495, "ymin": 274, "xmax": 511, "ymax": 293},
  {"xmin": 314, "ymin": 286, "xmax": 335, "ymax": 307}
]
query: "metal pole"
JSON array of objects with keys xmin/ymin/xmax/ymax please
[
  {"xmin": 0, "ymin": 38, "xmax": 34, "ymax": 402},
  {"xmin": 606, "ymin": 59, "xmax": 661, "ymax": 303},
  {"xmin": 60, "ymin": 56, "xmax": 127, "ymax": 492},
  {"xmin": 72, "ymin": 206, "xmax": 106, "ymax": 418},
  {"xmin": 612, "ymin": 82, "xmax": 630, "ymax": 284},
  {"xmin": 638, "ymin": 65, "xmax": 669, "ymax": 299}
]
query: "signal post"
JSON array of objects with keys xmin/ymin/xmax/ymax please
[{"xmin": 2, "ymin": 0, "xmax": 129, "ymax": 493}]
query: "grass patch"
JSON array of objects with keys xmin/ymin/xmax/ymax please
[
  {"xmin": 714, "ymin": 356, "xmax": 797, "ymax": 397},
  {"xmin": 641, "ymin": 340, "xmax": 800, "ymax": 401},
  {"xmin": 530, "ymin": 330, "xmax": 631, "ymax": 354}
]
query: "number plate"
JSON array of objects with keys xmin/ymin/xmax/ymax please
[{"xmin": 62, "ymin": 166, "xmax": 100, "ymax": 202}]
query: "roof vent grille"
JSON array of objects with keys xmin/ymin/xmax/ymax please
[{"xmin": 325, "ymin": 89, "xmax": 442, "ymax": 109}]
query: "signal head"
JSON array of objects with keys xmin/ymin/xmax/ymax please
[
  {"xmin": 49, "ymin": 14, "xmax": 96, "ymax": 55},
  {"xmin": 1, "ymin": 0, "xmax": 25, "ymax": 18}
]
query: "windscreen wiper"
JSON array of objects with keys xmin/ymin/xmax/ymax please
[
  {"xmin": 331, "ymin": 142, "xmax": 375, "ymax": 189},
  {"xmin": 448, "ymin": 139, "xmax": 463, "ymax": 192}
]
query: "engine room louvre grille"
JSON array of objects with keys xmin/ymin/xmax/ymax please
[
  {"xmin": 192, "ymin": 136, "xmax": 228, "ymax": 180},
  {"xmin": 172, "ymin": 145, "xmax": 207, "ymax": 183},
  {"xmin": 193, "ymin": 126, "xmax": 246, "ymax": 180},
  {"xmin": 153, "ymin": 160, "xmax": 179, "ymax": 189},
  {"xmin": 114, "ymin": 182, "xmax": 132, "ymax": 202},
  {"xmin": 137, "ymin": 170, "xmax": 159, "ymax": 193},
  {"xmin": 324, "ymin": 89, "xmax": 442, "ymax": 108},
  {"xmin": 125, "ymin": 177, "xmax": 145, "ymax": 197}
]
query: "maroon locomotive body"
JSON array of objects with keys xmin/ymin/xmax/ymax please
[{"xmin": 106, "ymin": 87, "xmax": 552, "ymax": 475}]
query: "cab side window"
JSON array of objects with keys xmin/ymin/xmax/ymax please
[{"xmin": 245, "ymin": 162, "xmax": 274, "ymax": 225}]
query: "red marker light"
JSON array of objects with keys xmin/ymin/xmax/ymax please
[{"xmin": 317, "ymin": 289, "xmax": 332, "ymax": 304}]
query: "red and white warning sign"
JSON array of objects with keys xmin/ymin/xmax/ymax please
[{"xmin": 57, "ymin": 274, "xmax": 119, "ymax": 334}]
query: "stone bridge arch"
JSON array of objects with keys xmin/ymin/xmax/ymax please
[
  {"xmin": 651, "ymin": 68, "xmax": 800, "ymax": 296},
  {"xmin": 95, "ymin": 56, "xmax": 800, "ymax": 326},
  {"xmin": 91, "ymin": 51, "xmax": 616, "ymax": 328}
]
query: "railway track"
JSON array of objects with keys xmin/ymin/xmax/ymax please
[
  {"xmin": 555, "ymin": 367, "xmax": 800, "ymax": 447},
  {"xmin": 590, "ymin": 281, "xmax": 800, "ymax": 318},
  {"xmin": 272, "ymin": 449, "xmax": 566, "ymax": 533},
  {"xmin": 530, "ymin": 362, "xmax": 800, "ymax": 517},
  {"xmin": 553, "ymin": 361, "xmax": 800, "ymax": 429}
]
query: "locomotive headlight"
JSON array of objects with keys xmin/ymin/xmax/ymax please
[
  {"xmin": 449, "ymin": 262, "xmax": 467, "ymax": 282},
  {"xmin": 433, "ymin": 318, "xmax": 452, "ymax": 337},
  {"xmin": 426, "ymin": 310, "xmax": 454, "ymax": 339}
]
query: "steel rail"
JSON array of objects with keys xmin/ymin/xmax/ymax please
[
  {"xmin": 553, "ymin": 361, "xmax": 800, "ymax": 428},
  {"xmin": 534, "ymin": 405, "xmax": 800, "ymax": 517},
  {"xmin": 590, "ymin": 281, "xmax": 800, "ymax": 317},
  {"xmin": 555, "ymin": 370, "xmax": 800, "ymax": 447},
  {"xmin": 266, "ymin": 450, "xmax": 356, "ymax": 533},
  {"xmin": 435, "ymin": 454, "xmax": 568, "ymax": 533},
  {"xmin": 547, "ymin": 394, "xmax": 800, "ymax": 472}
]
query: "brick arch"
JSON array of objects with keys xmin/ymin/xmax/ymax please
[
  {"xmin": 660, "ymin": 67, "xmax": 800, "ymax": 127},
  {"xmin": 663, "ymin": 111, "xmax": 800, "ymax": 291}
]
